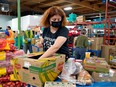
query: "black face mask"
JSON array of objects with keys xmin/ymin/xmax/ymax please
[{"xmin": 51, "ymin": 21, "xmax": 62, "ymax": 28}]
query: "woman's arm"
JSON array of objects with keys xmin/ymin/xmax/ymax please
[
  {"xmin": 37, "ymin": 36, "xmax": 44, "ymax": 48},
  {"xmin": 39, "ymin": 36, "xmax": 67, "ymax": 59}
]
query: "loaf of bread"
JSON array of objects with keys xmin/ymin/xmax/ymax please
[{"xmin": 77, "ymin": 70, "xmax": 92, "ymax": 85}]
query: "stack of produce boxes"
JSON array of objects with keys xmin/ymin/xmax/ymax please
[{"xmin": 0, "ymin": 39, "xmax": 26, "ymax": 87}]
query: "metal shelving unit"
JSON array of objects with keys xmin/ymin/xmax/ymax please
[{"xmin": 104, "ymin": 0, "xmax": 116, "ymax": 45}]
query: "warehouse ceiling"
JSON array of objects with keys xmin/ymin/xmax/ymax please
[{"xmin": 0, "ymin": 0, "xmax": 116, "ymax": 19}]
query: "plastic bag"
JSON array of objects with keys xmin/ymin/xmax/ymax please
[{"xmin": 59, "ymin": 58, "xmax": 83, "ymax": 85}]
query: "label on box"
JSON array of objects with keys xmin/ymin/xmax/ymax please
[
  {"xmin": 24, "ymin": 61, "xmax": 31, "ymax": 68},
  {"xmin": 29, "ymin": 63, "xmax": 57, "ymax": 83}
]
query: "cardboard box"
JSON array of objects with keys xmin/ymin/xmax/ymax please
[
  {"xmin": 88, "ymin": 37, "xmax": 103, "ymax": 50},
  {"xmin": 109, "ymin": 48, "xmax": 116, "ymax": 56},
  {"xmin": 92, "ymin": 71, "xmax": 116, "ymax": 82},
  {"xmin": 83, "ymin": 57, "xmax": 110, "ymax": 73},
  {"xmin": 14, "ymin": 53, "xmax": 65, "ymax": 87},
  {"xmin": 76, "ymin": 15, "xmax": 85, "ymax": 23},
  {"xmin": 101, "ymin": 45, "xmax": 115, "ymax": 62}
]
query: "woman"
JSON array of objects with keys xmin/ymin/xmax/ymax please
[{"xmin": 38, "ymin": 6, "xmax": 70, "ymax": 59}]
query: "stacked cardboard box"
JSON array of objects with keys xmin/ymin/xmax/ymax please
[
  {"xmin": 101, "ymin": 45, "xmax": 115, "ymax": 62},
  {"xmin": 92, "ymin": 69, "xmax": 116, "ymax": 82},
  {"xmin": 88, "ymin": 37, "xmax": 103, "ymax": 50},
  {"xmin": 76, "ymin": 15, "xmax": 85, "ymax": 23},
  {"xmin": 83, "ymin": 57, "xmax": 110, "ymax": 73}
]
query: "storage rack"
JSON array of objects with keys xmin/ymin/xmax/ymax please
[{"xmin": 104, "ymin": 0, "xmax": 116, "ymax": 45}]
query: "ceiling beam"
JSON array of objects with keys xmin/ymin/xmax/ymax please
[
  {"xmin": 65, "ymin": 0, "xmax": 105, "ymax": 12},
  {"xmin": 22, "ymin": 0, "xmax": 47, "ymax": 4},
  {"xmin": 10, "ymin": 4, "xmax": 44, "ymax": 13},
  {"xmin": 33, "ymin": 0, "xmax": 64, "ymax": 8},
  {"xmin": 21, "ymin": 5, "xmax": 44, "ymax": 13}
]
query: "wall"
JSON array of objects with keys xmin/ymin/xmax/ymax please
[
  {"xmin": 0, "ymin": 15, "xmax": 15, "ymax": 29},
  {"xmin": 7, "ymin": 15, "xmax": 42, "ymax": 31}
]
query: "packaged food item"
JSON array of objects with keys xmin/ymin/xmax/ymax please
[
  {"xmin": 77, "ymin": 69, "xmax": 93, "ymax": 85},
  {"xmin": 59, "ymin": 58, "xmax": 83, "ymax": 84}
]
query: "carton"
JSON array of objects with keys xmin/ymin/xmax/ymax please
[
  {"xmin": 92, "ymin": 71, "xmax": 116, "ymax": 82},
  {"xmin": 76, "ymin": 15, "xmax": 85, "ymax": 23},
  {"xmin": 14, "ymin": 53, "xmax": 65, "ymax": 87},
  {"xmin": 101, "ymin": 45, "xmax": 115, "ymax": 62},
  {"xmin": 88, "ymin": 37, "xmax": 103, "ymax": 50},
  {"xmin": 109, "ymin": 48, "xmax": 116, "ymax": 57},
  {"xmin": 83, "ymin": 57, "xmax": 110, "ymax": 73}
]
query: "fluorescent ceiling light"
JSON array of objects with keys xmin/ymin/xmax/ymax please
[
  {"xmin": 110, "ymin": 0, "xmax": 116, "ymax": 3},
  {"xmin": 64, "ymin": 7, "xmax": 72, "ymax": 10}
]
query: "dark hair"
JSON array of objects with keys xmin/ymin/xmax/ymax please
[
  {"xmin": 81, "ymin": 29, "xmax": 86, "ymax": 35},
  {"xmin": 40, "ymin": 6, "xmax": 67, "ymax": 28},
  {"xmin": 13, "ymin": 31, "xmax": 15, "ymax": 33},
  {"xmin": 7, "ymin": 26, "xmax": 11, "ymax": 29},
  {"xmin": 0, "ymin": 27, "xmax": 2, "ymax": 29}
]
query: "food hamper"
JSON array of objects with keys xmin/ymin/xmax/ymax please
[{"xmin": 0, "ymin": 39, "xmax": 26, "ymax": 87}]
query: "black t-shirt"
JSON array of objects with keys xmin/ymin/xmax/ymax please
[{"xmin": 42, "ymin": 26, "xmax": 70, "ymax": 58}]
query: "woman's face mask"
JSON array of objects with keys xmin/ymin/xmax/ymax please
[
  {"xmin": 51, "ymin": 21, "xmax": 62, "ymax": 28},
  {"xmin": 50, "ymin": 15, "xmax": 62, "ymax": 28}
]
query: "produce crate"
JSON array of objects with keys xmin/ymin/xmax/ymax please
[
  {"xmin": 83, "ymin": 57, "xmax": 110, "ymax": 73},
  {"xmin": 14, "ymin": 53, "xmax": 66, "ymax": 87}
]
